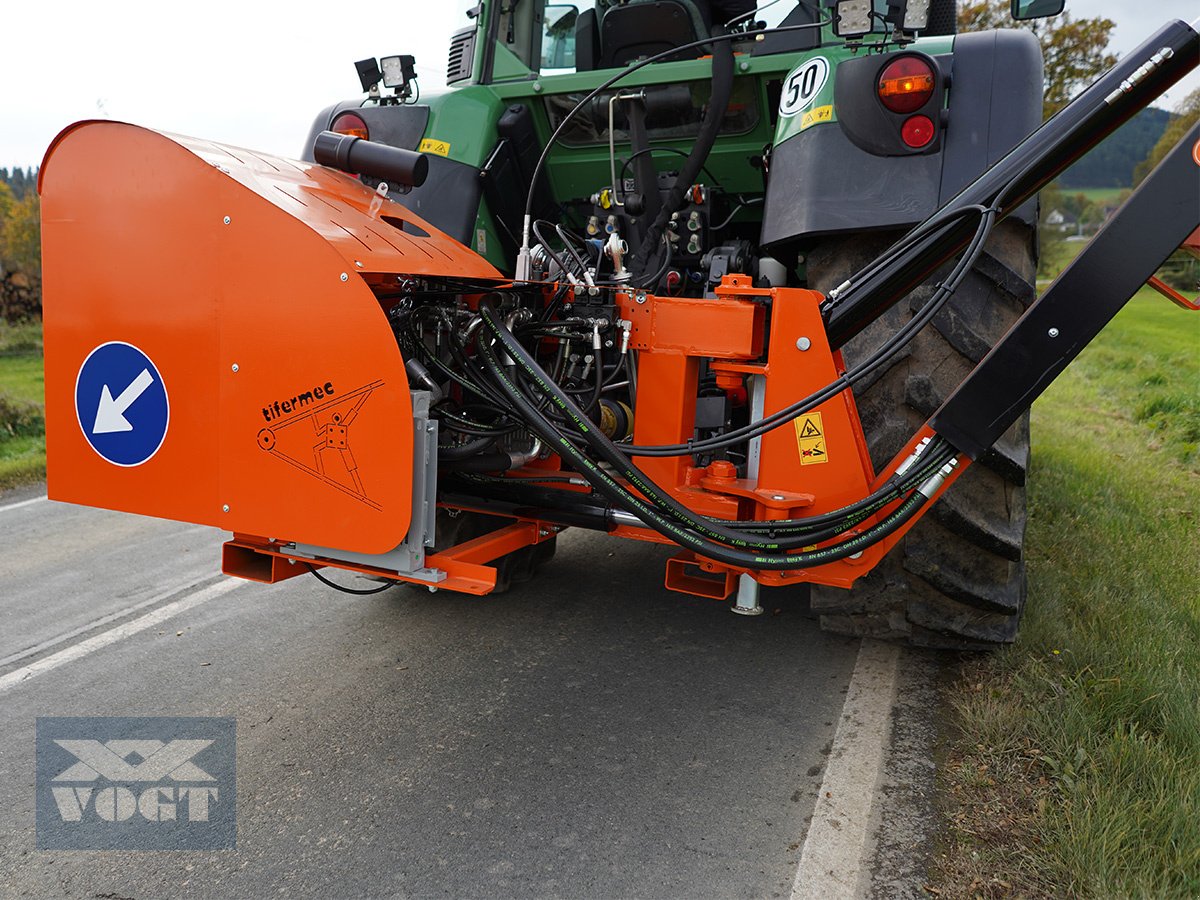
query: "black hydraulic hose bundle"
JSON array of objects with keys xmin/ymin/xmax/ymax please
[
  {"xmin": 475, "ymin": 298, "xmax": 955, "ymax": 563},
  {"xmin": 516, "ymin": 16, "xmax": 834, "ymax": 279},
  {"xmin": 630, "ymin": 26, "xmax": 735, "ymax": 284},
  {"xmin": 474, "ymin": 311, "xmax": 942, "ymax": 570},
  {"xmin": 622, "ymin": 203, "xmax": 1000, "ymax": 457}
]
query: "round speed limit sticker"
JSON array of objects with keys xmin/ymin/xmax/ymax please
[{"xmin": 779, "ymin": 57, "xmax": 830, "ymax": 117}]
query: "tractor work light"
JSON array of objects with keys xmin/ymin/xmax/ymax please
[
  {"xmin": 354, "ymin": 58, "xmax": 383, "ymax": 94},
  {"xmin": 380, "ymin": 54, "xmax": 417, "ymax": 90},
  {"xmin": 830, "ymin": 0, "xmax": 872, "ymax": 37},
  {"xmin": 877, "ymin": 57, "xmax": 936, "ymax": 113},
  {"xmin": 888, "ymin": 0, "xmax": 931, "ymax": 31}
]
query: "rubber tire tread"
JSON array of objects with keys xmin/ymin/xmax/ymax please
[{"xmin": 805, "ymin": 221, "xmax": 1036, "ymax": 648}]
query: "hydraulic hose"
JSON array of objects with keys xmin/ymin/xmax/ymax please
[
  {"xmin": 621, "ymin": 206, "xmax": 998, "ymax": 457},
  {"xmin": 631, "ymin": 25, "xmax": 735, "ymax": 283},
  {"xmin": 475, "ymin": 324, "xmax": 941, "ymax": 571},
  {"xmin": 821, "ymin": 17, "xmax": 1200, "ymax": 348},
  {"xmin": 478, "ymin": 300, "xmax": 953, "ymax": 551},
  {"xmin": 515, "ymin": 17, "xmax": 832, "ymax": 280}
]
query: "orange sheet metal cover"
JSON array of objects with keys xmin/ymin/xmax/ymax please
[{"xmin": 40, "ymin": 121, "xmax": 502, "ymax": 555}]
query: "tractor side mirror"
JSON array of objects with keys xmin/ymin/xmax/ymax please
[{"xmin": 1011, "ymin": 0, "xmax": 1065, "ymax": 20}]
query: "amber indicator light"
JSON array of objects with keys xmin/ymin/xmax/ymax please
[{"xmin": 878, "ymin": 57, "xmax": 936, "ymax": 114}]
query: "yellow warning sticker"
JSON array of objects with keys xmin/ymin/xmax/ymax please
[
  {"xmin": 799, "ymin": 105, "xmax": 833, "ymax": 132},
  {"xmin": 794, "ymin": 412, "xmax": 829, "ymax": 466},
  {"xmin": 418, "ymin": 138, "xmax": 451, "ymax": 157}
]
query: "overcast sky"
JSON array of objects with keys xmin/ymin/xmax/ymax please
[{"xmin": 2, "ymin": 1, "xmax": 1197, "ymax": 171}]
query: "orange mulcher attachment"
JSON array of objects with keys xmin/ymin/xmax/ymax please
[
  {"xmin": 1145, "ymin": 226, "xmax": 1200, "ymax": 310},
  {"xmin": 39, "ymin": 121, "xmax": 501, "ymax": 557}
]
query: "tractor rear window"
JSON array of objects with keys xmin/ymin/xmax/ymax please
[{"xmin": 543, "ymin": 79, "xmax": 759, "ymax": 147}]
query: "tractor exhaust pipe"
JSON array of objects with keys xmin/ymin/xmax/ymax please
[
  {"xmin": 313, "ymin": 131, "xmax": 429, "ymax": 188},
  {"xmin": 822, "ymin": 17, "xmax": 1200, "ymax": 349}
]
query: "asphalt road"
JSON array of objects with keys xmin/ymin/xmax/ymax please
[{"xmin": 0, "ymin": 485, "xmax": 868, "ymax": 899}]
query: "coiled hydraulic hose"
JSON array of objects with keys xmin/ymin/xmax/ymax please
[{"xmin": 475, "ymin": 321, "xmax": 946, "ymax": 571}]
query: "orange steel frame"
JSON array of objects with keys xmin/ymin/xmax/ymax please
[
  {"xmin": 41, "ymin": 122, "xmax": 966, "ymax": 603},
  {"xmin": 223, "ymin": 274, "xmax": 967, "ymax": 600}
]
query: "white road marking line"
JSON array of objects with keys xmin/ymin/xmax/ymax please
[
  {"xmin": 791, "ymin": 640, "xmax": 902, "ymax": 900},
  {"xmin": 0, "ymin": 574, "xmax": 216, "ymax": 669},
  {"xmin": 0, "ymin": 578, "xmax": 244, "ymax": 694},
  {"xmin": 0, "ymin": 494, "xmax": 48, "ymax": 514}
]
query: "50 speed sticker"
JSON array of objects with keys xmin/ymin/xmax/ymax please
[{"xmin": 780, "ymin": 57, "xmax": 830, "ymax": 118}]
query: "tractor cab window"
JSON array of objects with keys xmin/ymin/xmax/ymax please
[
  {"xmin": 542, "ymin": 4, "xmax": 579, "ymax": 73},
  {"xmin": 533, "ymin": 1, "xmax": 797, "ymax": 77}
]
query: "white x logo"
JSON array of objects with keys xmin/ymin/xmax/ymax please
[{"xmin": 53, "ymin": 739, "xmax": 215, "ymax": 782}]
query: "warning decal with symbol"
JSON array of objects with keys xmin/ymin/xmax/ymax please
[{"xmin": 794, "ymin": 412, "xmax": 829, "ymax": 466}]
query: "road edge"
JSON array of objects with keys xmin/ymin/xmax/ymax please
[{"xmin": 791, "ymin": 639, "xmax": 901, "ymax": 900}]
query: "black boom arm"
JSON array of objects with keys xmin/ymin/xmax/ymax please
[{"xmin": 930, "ymin": 121, "xmax": 1200, "ymax": 459}]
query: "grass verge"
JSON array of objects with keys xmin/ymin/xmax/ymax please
[
  {"xmin": 1062, "ymin": 186, "xmax": 1127, "ymax": 206},
  {"xmin": 931, "ymin": 289, "xmax": 1200, "ymax": 897},
  {"xmin": 0, "ymin": 319, "xmax": 45, "ymax": 490}
]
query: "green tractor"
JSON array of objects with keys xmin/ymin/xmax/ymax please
[{"xmin": 300, "ymin": 0, "xmax": 1061, "ymax": 646}]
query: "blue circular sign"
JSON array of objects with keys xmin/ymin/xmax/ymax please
[{"xmin": 75, "ymin": 342, "xmax": 170, "ymax": 467}]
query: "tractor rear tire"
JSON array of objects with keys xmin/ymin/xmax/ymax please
[{"xmin": 804, "ymin": 221, "xmax": 1037, "ymax": 649}]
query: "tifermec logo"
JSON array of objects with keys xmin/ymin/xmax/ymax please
[{"xmin": 36, "ymin": 717, "xmax": 236, "ymax": 850}]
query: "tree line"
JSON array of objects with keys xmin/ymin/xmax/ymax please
[
  {"xmin": 0, "ymin": 168, "xmax": 39, "ymax": 275},
  {"xmin": 960, "ymin": 1, "xmax": 1198, "ymax": 283},
  {"xmin": 1, "ymin": 3, "xmax": 1195, "ymax": 318},
  {"xmin": 0, "ymin": 168, "xmax": 41, "ymax": 323}
]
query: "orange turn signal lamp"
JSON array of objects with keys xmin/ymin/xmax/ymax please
[{"xmin": 877, "ymin": 57, "xmax": 936, "ymax": 114}]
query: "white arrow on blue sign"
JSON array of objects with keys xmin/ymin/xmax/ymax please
[{"xmin": 74, "ymin": 342, "xmax": 170, "ymax": 467}]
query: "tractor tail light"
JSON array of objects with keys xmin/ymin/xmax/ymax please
[
  {"xmin": 878, "ymin": 57, "xmax": 936, "ymax": 114},
  {"xmin": 901, "ymin": 115, "xmax": 936, "ymax": 149},
  {"xmin": 330, "ymin": 112, "xmax": 369, "ymax": 141}
]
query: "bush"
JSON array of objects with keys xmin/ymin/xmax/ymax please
[
  {"xmin": 0, "ymin": 392, "xmax": 44, "ymax": 439},
  {"xmin": 1, "ymin": 270, "xmax": 42, "ymax": 324}
]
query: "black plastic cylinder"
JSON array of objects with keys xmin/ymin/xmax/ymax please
[{"xmin": 312, "ymin": 131, "xmax": 429, "ymax": 188}]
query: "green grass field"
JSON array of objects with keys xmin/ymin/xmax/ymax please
[
  {"xmin": 0, "ymin": 319, "xmax": 45, "ymax": 489},
  {"xmin": 1064, "ymin": 186, "xmax": 1128, "ymax": 206},
  {"xmin": 936, "ymin": 288, "xmax": 1200, "ymax": 897}
]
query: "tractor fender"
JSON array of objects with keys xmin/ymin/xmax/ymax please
[
  {"xmin": 761, "ymin": 29, "xmax": 1042, "ymax": 245},
  {"xmin": 304, "ymin": 98, "xmax": 492, "ymax": 250}
]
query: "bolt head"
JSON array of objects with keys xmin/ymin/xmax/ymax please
[
  {"xmin": 772, "ymin": 495, "xmax": 785, "ymax": 501},
  {"xmin": 231, "ymin": 363, "xmax": 239, "ymax": 373},
  {"xmin": 222, "ymin": 216, "xmax": 231, "ymax": 225},
  {"xmin": 1048, "ymin": 327, "xmax": 1060, "ymax": 338},
  {"xmin": 340, "ymin": 272, "xmax": 349, "ymax": 282},
  {"xmin": 222, "ymin": 504, "xmax": 230, "ymax": 513},
  {"xmin": 796, "ymin": 337, "xmax": 812, "ymax": 351}
]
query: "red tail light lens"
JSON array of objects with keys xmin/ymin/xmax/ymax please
[
  {"xmin": 878, "ymin": 57, "xmax": 936, "ymax": 114},
  {"xmin": 330, "ymin": 112, "xmax": 369, "ymax": 141},
  {"xmin": 901, "ymin": 115, "xmax": 936, "ymax": 149}
]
